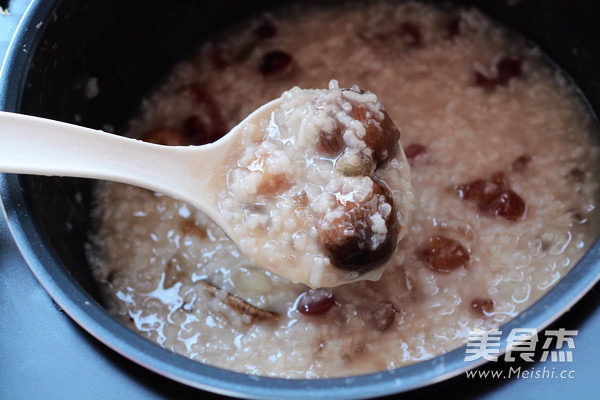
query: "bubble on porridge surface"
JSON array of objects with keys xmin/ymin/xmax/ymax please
[{"xmin": 87, "ymin": 1, "xmax": 600, "ymax": 378}]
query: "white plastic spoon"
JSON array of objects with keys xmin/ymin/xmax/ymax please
[
  {"xmin": 0, "ymin": 101, "xmax": 281, "ymax": 241},
  {"xmin": 0, "ymin": 84, "xmax": 411, "ymax": 289}
]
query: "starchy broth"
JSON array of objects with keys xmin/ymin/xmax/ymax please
[{"xmin": 87, "ymin": 2, "xmax": 600, "ymax": 378}]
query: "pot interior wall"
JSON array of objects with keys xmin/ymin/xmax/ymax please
[{"xmin": 15, "ymin": 0, "xmax": 600, "ymax": 303}]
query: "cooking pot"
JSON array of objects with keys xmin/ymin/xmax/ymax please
[{"xmin": 1, "ymin": 0, "xmax": 600, "ymax": 398}]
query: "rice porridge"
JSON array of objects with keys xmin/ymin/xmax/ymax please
[
  {"xmin": 217, "ymin": 82, "xmax": 412, "ymax": 287},
  {"xmin": 87, "ymin": 2, "xmax": 600, "ymax": 378}
]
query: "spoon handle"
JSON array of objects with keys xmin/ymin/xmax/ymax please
[
  {"xmin": 0, "ymin": 99, "xmax": 282, "ymax": 239},
  {"xmin": 0, "ymin": 111, "xmax": 221, "ymax": 209}
]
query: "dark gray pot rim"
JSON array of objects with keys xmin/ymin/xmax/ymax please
[{"xmin": 1, "ymin": 1, "xmax": 600, "ymax": 399}]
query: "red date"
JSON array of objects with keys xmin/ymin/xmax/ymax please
[
  {"xmin": 420, "ymin": 235, "xmax": 470, "ymax": 273},
  {"xmin": 496, "ymin": 56, "xmax": 523, "ymax": 85},
  {"xmin": 349, "ymin": 103, "xmax": 401, "ymax": 164},
  {"xmin": 319, "ymin": 180, "xmax": 399, "ymax": 272},
  {"xmin": 404, "ymin": 143, "xmax": 427, "ymax": 165},
  {"xmin": 475, "ymin": 56, "xmax": 523, "ymax": 89},
  {"xmin": 179, "ymin": 83, "xmax": 228, "ymax": 144},
  {"xmin": 259, "ymin": 50, "xmax": 293, "ymax": 76},
  {"xmin": 455, "ymin": 174, "xmax": 526, "ymax": 221}
]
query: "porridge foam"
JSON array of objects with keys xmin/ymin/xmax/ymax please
[{"xmin": 87, "ymin": 2, "xmax": 600, "ymax": 378}]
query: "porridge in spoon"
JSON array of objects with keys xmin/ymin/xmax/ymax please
[{"xmin": 217, "ymin": 81, "xmax": 411, "ymax": 287}]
